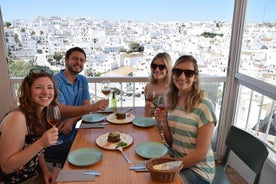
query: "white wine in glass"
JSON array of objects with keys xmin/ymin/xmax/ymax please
[{"xmin": 47, "ymin": 105, "xmax": 63, "ymax": 145}]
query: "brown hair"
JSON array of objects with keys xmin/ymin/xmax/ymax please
[
  {"xmin": 168, "ymin": 55, "xmax": 205, "ymax": 112},
  {"xmin": 18, "ymin": 71, "xmax": 58, "ymax": 135}
]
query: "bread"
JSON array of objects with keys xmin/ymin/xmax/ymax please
[{"xmin": 107, "ymin": 132, "xmax": 121, "ymax": 143}]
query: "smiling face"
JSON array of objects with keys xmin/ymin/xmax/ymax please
[
  {"xmin": 65, "ymin": 50, "xmax": 86, "ymax": 74},
  {"xmin": 172, "ymin": 61, "xmax": 196, "ymax": 93},
  {"xmin": 31, "ymin": 77, "xmax": 54, "ymax": 109},
  {"xmin": 151, "ymin": 57, "xmax": 168, "ymax": 81}
]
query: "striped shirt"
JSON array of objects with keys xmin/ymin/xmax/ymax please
[{"xmin": 167, "ymin": 98, "xmax": 217, "ymax": 182}]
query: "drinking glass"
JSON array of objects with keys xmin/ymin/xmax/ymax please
[
  {"xmin": 47, "ymin": 105, "xmax": 63, "ymax": 145},
  {"xmin": 156, "ymin": 94, "xmax": 168, "ymax": 141},
  {"xmin": 101, "ymin": 81, "xmax": 111, "ymax": 99},
  {"xmin": 157, "ymin": 94, "xmax": 168, "ymax": 113},
  {"xmin": 146, "ymin": 90, "xmax": 156, "ymax": 103},
  {"xmin": 145, "ymin": 90, "xmax": 156, "ymax": 117}
]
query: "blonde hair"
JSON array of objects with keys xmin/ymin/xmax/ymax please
[
  {"xmin": 168, "ymin": 55, "xmax": 205, "ymax": 112},
  {"xmin": 149, "ymin": 52, "xmax": 172, "ymax": 85}
]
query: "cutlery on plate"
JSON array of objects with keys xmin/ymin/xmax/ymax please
[
  {"xmin": 116, "ymin": 146, "xmax": 131, "ymax": 163},
  {"xmin": 83, "ymin": 171, "xmax": 101, "ymax": 176}
]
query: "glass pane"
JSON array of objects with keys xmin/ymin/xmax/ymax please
[
  {"xmin": 1, "ymin": 0, "xmax": 234, "ymax": 77},
  {"xmin": 239, "ymin": 0, "xmax": 276, "ymax": 86}
]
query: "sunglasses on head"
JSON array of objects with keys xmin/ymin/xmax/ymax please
[
  {"xmin": 151, "ymin": 63, "xmax": 166, "ymax": 71},
  {"xmin": 29, "ymin": 68, "xmax": 53, "ymax": 76},
  {"xmin": 172, "ymin": 68, "xmax": 196, "ymax": 78}
]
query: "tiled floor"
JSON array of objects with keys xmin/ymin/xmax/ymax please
[{"xmin": 225, "ymin": 166, "xmax": 247, "ymax": 184}]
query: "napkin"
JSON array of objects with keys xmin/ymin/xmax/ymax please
[
  {"xmin": 153, "ymin": 161, "xmax": 182, "ymax": 170},
  {"xmin": 56, "ymin": 170, "xmax": 95, "ymax": 182}
]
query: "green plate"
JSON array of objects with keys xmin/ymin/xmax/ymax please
[
  {"xmin": 82, "ymin": 113, "xmax": 105, "ymax": 123},
  {"xmin": 68, "ymin": 147, "xmax": 102, "ymax": 166},
  {"xmin": 132, "ymin": 117, "xmax": 156, "ymax": 127},
  {"xmin": 135, "ymin": 142, "xmax": 168, "ymax": 159}
]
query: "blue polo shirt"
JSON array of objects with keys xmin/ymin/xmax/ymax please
[{"xmin": 54, "ymin": 70, "xmax": 90, "ymax": 141}]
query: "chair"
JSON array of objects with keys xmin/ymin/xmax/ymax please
[{"xmin": 212, "ymin": 126, "xmax": 269, "ymax": 184}]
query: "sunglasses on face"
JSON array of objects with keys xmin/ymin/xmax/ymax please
[
  {"xmin": 172, "ymin": 68, "xmax": 195, "ymax": 78},
  {"xmin": 29, "ymin": 68, "xmax": 54, "ymax": 76},
  {"xmin": 151, "ymin": 63, "xmax": 166, "ymax": 71}
]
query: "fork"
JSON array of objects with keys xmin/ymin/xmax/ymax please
[{"xmin": 116, "ymin": 146, "xmax": 131, "ymax": 163}]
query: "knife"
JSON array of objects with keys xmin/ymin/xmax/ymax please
[
  {"xmin": 123, "ymin": 108, "xmax": 133, "ymax": 113},
  {"xmin": 129, "ymin": 166, "xmax": 146, "ymax": 170},
  {"xmin": 83, "ymin": 171, "xmax": 101, "ymax": 176}
]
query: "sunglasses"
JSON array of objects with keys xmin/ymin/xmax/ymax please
[
  {"xmin": 151, "ymin": 63, "xmax": 166, "ymax": 71},
  {"xmin": 172, "ymin": 68, "xmax": 196, "ymax": 78},
  {"xmin": 29, "ymin": 68, "xmax": 53, "ymax": 76}
]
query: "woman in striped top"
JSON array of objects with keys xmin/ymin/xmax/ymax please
[{"xmin": 154, "ymin": 55, "xmax": 217, "ymax": 184}]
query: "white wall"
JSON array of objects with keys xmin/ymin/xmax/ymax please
[{"xmin": 0, "ymin": 10, "xmax": 15, "ymax": 119}]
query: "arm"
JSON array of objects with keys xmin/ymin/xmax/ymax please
[
  {"xmin": 58, "ymin": 100, "xmax": 91, "ymax": 134},
  {"xmin": 39, "ymin": 155, "xmax": 60, "ymax": 184},
  {"xmin": 181, "ymin": 122, "xmax": 215, "ymax": 169},
  {"xmin": 0, "ymin": 112, "xmax": 59, "ymax": 173},
  {"xmin": 154, "ymin": 108, "xmax": 173, "ymax": 145},
  {"xmin": 58, "ymin": 99, "xmax": 108, "ymax": 118}
]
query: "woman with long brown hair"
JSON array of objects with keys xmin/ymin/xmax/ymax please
[{"xmin": 0, "ymin": 69, "xmax": 60, "ymax": 183}]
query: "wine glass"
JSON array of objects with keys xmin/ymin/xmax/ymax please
[
  {"xmin": 145, "ymin": 90, "xmax": 156, "ymax": 117},
  {"xmin": 146, "ymin": 90, "xmax": 156, "ymax": 103},
  {"xmin": 47, "ymin": 105, "xmax": 63, "ymax": 145},
  {"xmin": 101, "ymin": 81, "xmax": 111, "ymax": 99},
  {"xmin": 156, "ymin": 94, "xmax": 168, "ymax": 139},
  {"xmin": 157, "ymin": 94, "xmax": 168, "ymax": 113}
]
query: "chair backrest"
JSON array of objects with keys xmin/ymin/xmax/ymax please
[{"xmin": 223, "ymin": 126, "xmax": 269, "ymax": 184}]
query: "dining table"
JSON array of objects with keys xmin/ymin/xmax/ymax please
[{"xmin": 56, "ymin": 107, "xmax": 184, "ymax": 184}]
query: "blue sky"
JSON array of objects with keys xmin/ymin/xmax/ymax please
[{"xmin": 0, "ymin": 0, "xmax": 275, "ymax": 23}]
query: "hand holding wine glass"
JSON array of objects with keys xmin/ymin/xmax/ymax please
[
  {"xmin": 145, "ymin": 90, "xmax": 156, "ymax": 117},
  {"xmin": 47, "ymin": 105, "xmax": 63, "ymax": 145},
  {"xmin": 156, "ymin": 94, "xmax": 168, "ymax": 143},
  {"xmin": 156, "ymin": 94, "xmax": 168, "ymax": 127}
]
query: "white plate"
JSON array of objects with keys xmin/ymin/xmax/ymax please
[
  {"xmin": 96, "ymin": 132, "xmax": 133, "ymax": 150},
  {"xmin": 82, "ymin": 113, "xmax": 105, "ymax": 123},
  {"xmin": 106, "ymin": 113, "xmax": 135, "ymax": 124}
]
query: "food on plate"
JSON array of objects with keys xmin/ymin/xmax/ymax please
[
  {"xmin": 116, "ymin": 141, "xmax": 127, "ymax": 148},
  {"xmin": 107, "ymin": 132, "xmax": 121, "ymax": 143},
  {"xmin": 115, "ymin": 112, "xmax": 126, "ymax": 120}
]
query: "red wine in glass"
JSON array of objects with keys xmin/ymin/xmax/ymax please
[
  {"xmin": 101, "ymin": 81, "xmax": 111, "ymax": 99},
  {"xmin": 157, "ymin": 95, "xmax": 168, "ymax": 112},
  {"xmin": 158, "ymin": 104, "xmax": 167, "ymax": 112},
  {"xmin": 102, "ymin": 89, "xmax": 111, "ymax": 96}
]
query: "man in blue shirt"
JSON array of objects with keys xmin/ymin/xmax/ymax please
[{"xmin": 45, "ymin": 47, "xmax": 108, "ymax": 163}]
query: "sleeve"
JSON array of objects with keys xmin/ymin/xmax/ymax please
[
  {"xmin": 54, "ymin": 75, "xmax": 66, "ymax": 104},
  {"xmin": 199, "ymin": 99, "xmax": 217, "ymax": 127},
  {"xmin": 82, "ymin": 77, "xmax": 91, "ymax": 101}
]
